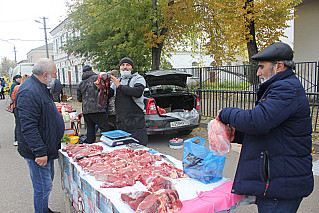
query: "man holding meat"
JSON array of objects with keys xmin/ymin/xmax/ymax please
[
  {"xmin": 106, "ymin": 57, "xmax": 148, "ymax": 145},
  {"xmin": 217, "ymin": 42, "xmax": 313, "ymax": 213}
]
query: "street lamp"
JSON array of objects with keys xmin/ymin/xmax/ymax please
[
  {"xmin": 0, "ymin": 39, "xmax": 17, "ymax": 64},
  {"xmin": 35, "ymin": 17, "xmax": 49, "ymax": 58}
]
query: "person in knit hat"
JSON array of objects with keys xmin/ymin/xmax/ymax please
[
  {"xmin": 95, "ymin": 57, "xmax": 148, "ymax": 145},
  {"xmin": 77, "ymin": 64, "xmax": 110, "ymax": 143}
]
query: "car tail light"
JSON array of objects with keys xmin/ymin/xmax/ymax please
[
  {"xmin": 146, "ymin": 98, "xmax": 157, "ymax": 115},
  {"xmin": 196, "ymin": 95, "xmax": 201, "ymax": 110}
]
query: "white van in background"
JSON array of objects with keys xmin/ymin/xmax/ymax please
[{"xmin": 11, "ymin": 63, "xmax": 34, "ymax": 79}]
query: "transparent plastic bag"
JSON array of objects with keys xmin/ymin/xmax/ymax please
[
  {"xmin": 166, "ymin": 108, "xmax": 199, "ymax": 123},
  {"xmin": 208, "ymin": 119, "xmax": 231, "ymax": 156}
]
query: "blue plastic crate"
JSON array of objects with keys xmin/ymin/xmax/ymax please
[{"xmin": 101, "ymin": 130, "xmax": 131, "ymax": 139}]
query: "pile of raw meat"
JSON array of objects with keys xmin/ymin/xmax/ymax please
[
  {"xmin": 62, "ymin": 143, "xmax": 184, "ymax": 212},
  {"xmin": 121, "ymin": 175, "xmax": 182, "ymax": 213},
  {"xmin": 62, "ymin": 143, "xmax": 184, "ymax": 186}
]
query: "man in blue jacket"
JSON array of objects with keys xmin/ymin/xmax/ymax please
[
  {"xmin": 217, "ymin": 42, "xmax": 313, "ymax": 213},
  {"xmin": 16, "ymin": 58, "xmax": 64, "ymax": 213}
]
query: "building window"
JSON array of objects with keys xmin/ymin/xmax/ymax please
[
  {"xmin": 192, "ymin": 62, "xmax": 198, "ymax": 67},
  {"xmin": 62, "ymin": 68, "xmax": 65, "ymax": 84},
  {"xmin": 55, "ymin": 39, "xmax": 58, "ymax": 53},
  {"xmin": 75, "ymin": 65, "xmax": 79, "ymax": 83}
]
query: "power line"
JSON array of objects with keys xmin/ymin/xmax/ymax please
[{"xmin": 3, "ymin": 39, "xmax": 44, "ymax": 42}]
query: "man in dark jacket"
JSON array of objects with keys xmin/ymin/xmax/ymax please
[
  {"xmin": 217, "ymin": 42, "xmax": 313, "ymax": 213},
  {"xmin": 108, "ymin": 57, "xmax": 148, "ymax": 145},
  {"xmin": 50, "ymin": 78, "xmax": 63, "ymax": 102},
  {"xmin": 77, "ymin": 64, "xmax": 109, "ymax": 143},
  {"xmin": 16, "ymin": 58, "xmax": 64, "ymax": 213}
]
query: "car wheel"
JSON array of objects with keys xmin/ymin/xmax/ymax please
[{"xmin": 178, "ymin": 130, "xmax": 193, "ymax": 135}]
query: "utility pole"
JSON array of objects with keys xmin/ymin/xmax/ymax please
[
  {"xmin": 13, "ymin": 46, "xmax": 17, "ymax": 64},
  {"xmin": 35, "ymin": 17, "xmax": 49, "ymax": 58},
  {"xmin": 43, "ymin": 17, "xmax": 49, "ymax": 58}
]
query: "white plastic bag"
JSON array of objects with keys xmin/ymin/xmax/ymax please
[{"xmin": 208, "ymin": 119, "xmax": 231, "ymax": 156}]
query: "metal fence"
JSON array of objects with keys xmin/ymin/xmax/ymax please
[
  {"xmin": 63, "ymin": 61, "xmax": 319, "ymax": 132},
  {"xmin": 185, "ymin": 61, "xmax": 319, "ymax": 132}
]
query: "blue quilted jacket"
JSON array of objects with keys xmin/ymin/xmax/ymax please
[
  {"xmin": 16, "ymin": 75, "xmax": 65, "ymax": 160},
  {"xmin": 219, "ymin": 69, "xmax": 314, "ymax": 199}
]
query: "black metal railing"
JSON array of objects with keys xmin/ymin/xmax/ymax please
[
  {"xmin": 188, "ymin": 61, "xmax": 319, "ymax": 132},
  {"xmin": 61, "ymin": 61, "xmax": 319, "ymax": 132}
]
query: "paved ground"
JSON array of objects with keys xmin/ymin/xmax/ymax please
[{"xmin": 0, "ymin": 97, "xmax": 318, "ymax": 213}]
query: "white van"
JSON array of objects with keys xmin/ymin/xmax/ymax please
[{"xmin": 11, "ymin": 63, "xmax": 34, "ymax": 79}]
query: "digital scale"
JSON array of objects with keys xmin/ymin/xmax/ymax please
[{"xmin": 100, "ymin": 130, "xmax": 139, "ymax": 147}]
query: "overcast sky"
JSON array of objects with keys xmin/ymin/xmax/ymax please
[
  {"xmin": 0, "ymin": 0, "xmax": 294, "ymax": 63},
  {"xmin": 0, "ymin": 0, "xmax": 69, "ymax": 62}
]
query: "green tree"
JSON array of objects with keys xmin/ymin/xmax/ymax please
[
  {"xmin": 1, "ymin": 57, "xmax": 16, "ymax": 77},
  {"xmin": 64, "ymin": 0, "xmax": 300, "ymax": 76},
  {"xmin": 65, "ymin": 0, "xmax": 163, "ymax": 71},
  {"xmin": 165, "ymin": 0, "xmax": 301, "ymax": 85}
]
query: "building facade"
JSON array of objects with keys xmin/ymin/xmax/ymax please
[
  {"xmin": 50, "ymin": 19, "xmax": 91, "ymax": 85},
  {"xmin": 294, "ymin": 0, "xmax": 319, "ymax": 62},
  {"xmin": 27, "ymin": 43, "xmax": 53, "ymax": 63}
]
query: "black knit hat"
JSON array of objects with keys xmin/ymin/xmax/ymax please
[
  {"xmin": 251, "ymin": 42, "xmax": 293, "ymax": 62},
  {"xmin": 82, "ymin": 64, "xmax": 92, "ymax": 72},
  {"xmin": 119, "ymin": 57, "xmax": 134, "ymax": 69},
  {"xmin": 13, "ymin": 75, "xmax": 22, "ymax": 80}
]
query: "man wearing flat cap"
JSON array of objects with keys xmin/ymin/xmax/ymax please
[
  {"xmin": 77, "ymin": 64, "xmax": 109, "ymax": 143},
  {"xmin": 217, "ymin": 42, "xmax": 313, "ymax": 212},
  {"xmin": 107, "ymin": 57, "xmax": 148, "ymax": 145}
]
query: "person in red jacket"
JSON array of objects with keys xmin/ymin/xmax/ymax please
[{"xmin": 11, "ymin": 74, "xmax": 30, "ymax": 146}]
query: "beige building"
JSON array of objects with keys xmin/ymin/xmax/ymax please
[
  {"xmin": 50, "ymin": 19, "xmax": 89, "ymax": 85},
  {"xmin": 294, "ymin": 0, "xmax": 319, "ymax": 62},
  {"xmin": 26, "ymin": 43, "xmax": 53, "ymax": 63}
]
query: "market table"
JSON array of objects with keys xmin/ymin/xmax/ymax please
[{"xmin": 58, "ymin": 142, "xmax": 253, "ymax": 213}]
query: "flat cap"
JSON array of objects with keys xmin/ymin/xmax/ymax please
[
  {"xmin": 82, "ymin": 64, "xmax": 92, "ymax": 72},
  {"xmin": 251, "ymin": 42, "xmax": 293, "ymax": 61}
]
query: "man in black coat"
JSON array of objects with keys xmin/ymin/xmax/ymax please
[
  {"xmin": 77, "ymin": 65, "xmax": 109, "ymax": 143},
  {"xmin": 16, "ymin": 58, "xmax": 64, "ymax": 213},
  {"xmin": 217, "ymin": 42, "xmax": 313, "ymax": 213}
]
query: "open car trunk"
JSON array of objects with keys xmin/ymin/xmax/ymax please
[
  {"xmin": 144, "ymin": 70, "xmax": 201, "ymax": 134},
  {"xmin": 152, "ymin": 93, "xmax": 196, "ymax": 113}
]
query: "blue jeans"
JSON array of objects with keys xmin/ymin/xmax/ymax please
[
  {"xmin": 25, "ymin": 158, "xmax": 54, "ymax": 213},
  {"xmin": 257, "ymin": 197, "xmax": 303, "ymax": 213}
]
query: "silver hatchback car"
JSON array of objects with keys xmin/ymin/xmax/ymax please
[{"xmin": 144, "ymin": 70, "xmax": 201, "ymax": 135}]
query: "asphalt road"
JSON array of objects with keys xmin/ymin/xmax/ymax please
[{"xmin": 0, "ymin": 98, "xmax": 318, "ymax": 213}]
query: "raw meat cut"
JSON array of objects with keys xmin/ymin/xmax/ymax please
[
  {"xmin": 208, "ymin": 119, "xmax": 231, "ymax": 156},
  {"xmin": 121, "ymin": 191, "xmax": 151, "ymax": 211},
  {"xmin": 96, "ymin": 73, "xmax": 111, "ymax": 108},
  {"xmin": 136, "ymin": 189, "xmax": 182, "ymax": 213},
  {"xmin": 147, "ymin": 175, "xmax": 174, "ymax": 192}
]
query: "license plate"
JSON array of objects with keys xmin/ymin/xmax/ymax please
[{"xmin": 170, "ymin": 121, "xmax": 190, "ymax": 127}]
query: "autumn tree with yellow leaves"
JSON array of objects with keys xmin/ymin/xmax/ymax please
[{"xmin": 64, "ymin": 0, "xmax": 300, "ymax": 73}]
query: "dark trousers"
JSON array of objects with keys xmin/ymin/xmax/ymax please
[
  {"xmin": 0, "ymin": 91, "xmax": 5, "ymax": 99},
  {"xmin": 257, "ymin": 197, "xmax": 303, "ymax": 213},
  {"xmin": 83, "ymin": 112, "xmax": 109, "ymax": 143},
  {"xmin": 13, "ymin": 108, "xmax": 18, "ymax": 141}
]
